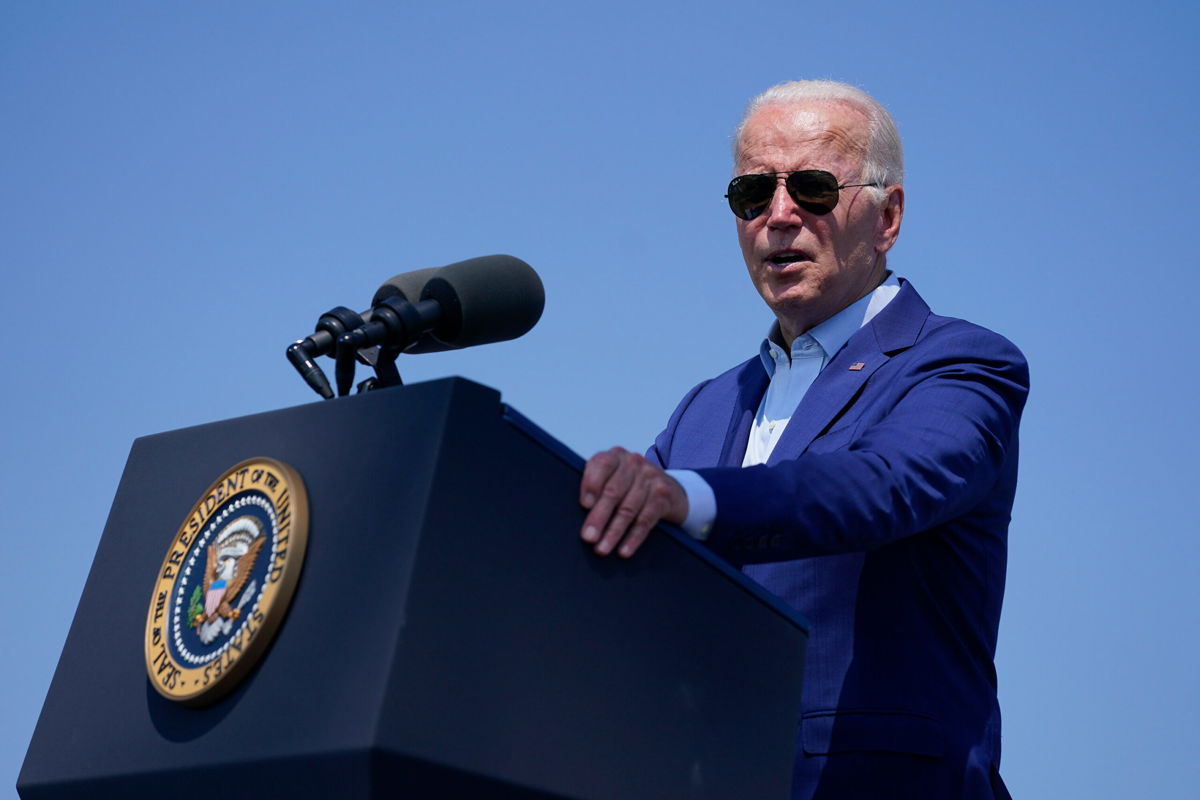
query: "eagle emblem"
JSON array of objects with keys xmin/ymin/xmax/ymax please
[
  {"xmin": 192, "ymin": 516, "xmax": 266, "ymax": 644},
  {"xmin": 146, "ymin": 457, "xmax": 309, "ymax": 705}
]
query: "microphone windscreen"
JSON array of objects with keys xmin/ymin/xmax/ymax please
[{"xmin": 420, "ymin": 255, "xmax": 545, "ymax": 348}]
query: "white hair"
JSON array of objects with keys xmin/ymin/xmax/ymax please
[{"xmin": 733, "ymin": 80, "xmax": 904, "ymax": 193}]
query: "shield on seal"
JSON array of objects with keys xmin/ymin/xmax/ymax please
[{"xmin": 205, "ymin": 578, "xmax": 228, "ymax": 617}]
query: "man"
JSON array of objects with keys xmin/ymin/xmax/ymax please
[{"xmin": 579, "ymin": 81, "xmax": 1027, "ymax": 799}]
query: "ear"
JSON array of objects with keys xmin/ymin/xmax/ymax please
[{"xmin": 875, "ymin": 185, "xmax": 904, "ymax": 254}]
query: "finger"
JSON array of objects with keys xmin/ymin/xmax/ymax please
[
  {"xmin": 579, "ymin": 447, "xmax": 623, "ymax": 509},
  {"xmin": 581, "ymin": 449, "xmax": 637, "ymax": 544},
  {"xmin": 595, "ymin": 478, "xmax": 651, "ymax": 556},
  {"xmin": 615, "ymin": 512, "xmax": 656, "ymax": 559},
  {"xmin": 584, "ymin": 461, "xmax": 639, "ymax": 546},
  {"xmin": 616, "ymin": 480, "xmax": 677, "ymax": 558}
]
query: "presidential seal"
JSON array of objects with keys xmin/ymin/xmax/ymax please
[{"xmin": 144, "ymin": 458, "xmax": 308, "ymax": 705}]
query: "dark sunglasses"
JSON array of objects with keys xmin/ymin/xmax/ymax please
[{"xmin": 725, "ymin": 170, "xmax": 881, "ymax": 220}]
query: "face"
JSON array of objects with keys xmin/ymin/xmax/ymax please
[{"xmin": 735, "ymin": 101, "xmax": 903, "ymax": 344}]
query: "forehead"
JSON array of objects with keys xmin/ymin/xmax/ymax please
[{"xmin": 736, "ymin": 101, "xmax": 868, "ymax": 175}]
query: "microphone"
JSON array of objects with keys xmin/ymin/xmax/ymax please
[
  {"xmin": 341, "ymin": 254, "xmax": 545, "ymax": 353},
  {"xmin": 286, "ymin": 255, "xmax": 544, "ymax": 398},
  {"xmin": 417, "ymin": 254, "xmax": 545, "ymax": 349}
]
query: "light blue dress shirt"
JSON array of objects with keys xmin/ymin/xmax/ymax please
[{"xmin": 668, "ymin": 275, "xmax": 901, "ymax": 539}]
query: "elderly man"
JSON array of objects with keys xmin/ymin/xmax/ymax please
[{"xmin": 580, "ymin": 81, "xmax": 1027, "ymax": 799}]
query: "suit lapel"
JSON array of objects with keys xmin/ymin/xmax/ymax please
[
  {"xmin": 765, "ymin": 334, "xmax": 887, "ymax": 464},
  {"xmin": 718, "ymin": 363, "xmax": 769, "ymax": 467},
  {"xmin": 766, "ymin": 281, "xmax": 931, "ymax": 464}
]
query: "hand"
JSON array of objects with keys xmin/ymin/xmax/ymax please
[{"xmin": 579, "ymin": 446, "xmax": 688, "ymax": 558}]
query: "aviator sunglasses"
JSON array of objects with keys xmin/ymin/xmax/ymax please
[{"xmin": 725, "ymin": 170, "xmax": 881, "ymax": 220}]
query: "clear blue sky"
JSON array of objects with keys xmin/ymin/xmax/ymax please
[{"xmin": 3, "ymin": 2, "xmax": 1197, "ymax": 796}]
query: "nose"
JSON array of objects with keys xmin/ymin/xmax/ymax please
[{"xmin": 764, "ymin": 179, "xmax": 803, "ymax": 228}]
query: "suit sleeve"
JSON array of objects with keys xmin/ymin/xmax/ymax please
[{"xmin": 695, "ymin": 325, "xmax": 1029, "ymax": 563}]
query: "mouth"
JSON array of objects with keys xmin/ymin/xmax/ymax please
[{"xmin": 764, "ymin": 249, "xmax": 811, "ymax": 268}]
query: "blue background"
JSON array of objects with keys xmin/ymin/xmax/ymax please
[{"xmin": 3, "ymin": 2, "xmax": 1197, "ymax": 796}]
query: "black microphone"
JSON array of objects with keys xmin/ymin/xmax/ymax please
[
  {"xmin": 287, "ymin": 255, "xmax": 544, "ymax": 398},
  {"xmin": 341, "ymin": 254, "xmax": 545, "ymax": 353},
  {"xmin": 418, "ymin": 254, "xmax": 545, "ymax": 348}
]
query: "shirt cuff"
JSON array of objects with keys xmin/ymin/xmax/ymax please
[{"xmin": 665, "ymin": 469, "xmax": 716, "ymax": 541}]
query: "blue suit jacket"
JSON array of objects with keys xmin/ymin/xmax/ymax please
[{"xmin": 648, "ymin": 281, "xmax": 1028, "ymax": 799}]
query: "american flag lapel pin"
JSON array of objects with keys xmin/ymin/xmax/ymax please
[{"xmin": 849, "ymin": 361, "xmax": 865, "ymax": 371}]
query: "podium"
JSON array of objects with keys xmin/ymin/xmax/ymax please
[{"xmin": 19, "ymin": 378, "xmax": 809, "ymax": 799}]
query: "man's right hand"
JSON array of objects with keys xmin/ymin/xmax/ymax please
[{"xmin": 578, "ymin": 447, "xmax": 689, "ymax": 559}]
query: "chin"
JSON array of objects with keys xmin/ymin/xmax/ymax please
[{"xmin": 764, "ymin": 284, "xmax": 819, "ymax": 313}]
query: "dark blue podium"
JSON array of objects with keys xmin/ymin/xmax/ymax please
[{"xmin": 19, "ymin": 378, "xmax": 809, "ymax": 799}]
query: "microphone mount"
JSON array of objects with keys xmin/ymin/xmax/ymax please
[
  {"xmin": 335, "ymin": 297, "xmax": 444, "ymax": 394},
  {"xmin": 285, "ymin": 297, "xmax": 445, "ymax": 399},
  {"xmin": 285, "ymin": 306, "xmax": 369, "ymax": 399}
]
